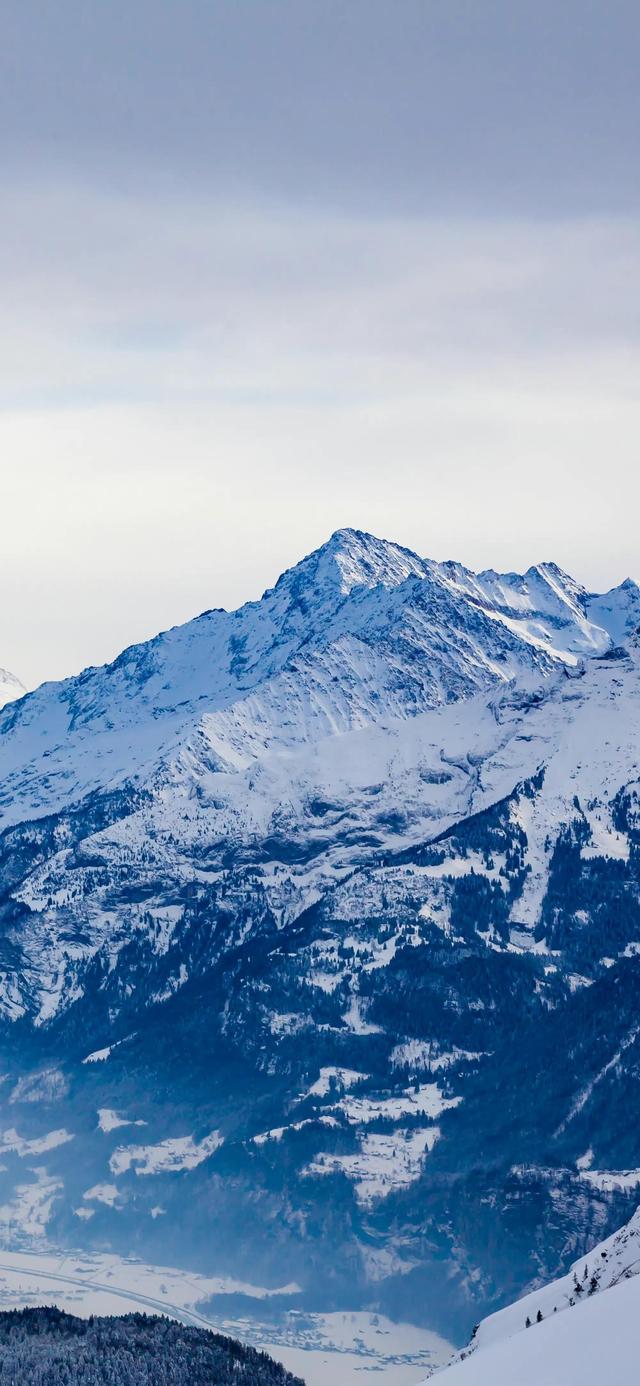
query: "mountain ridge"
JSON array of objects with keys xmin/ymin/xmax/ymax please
[
  {"xmin": 2, "ymin": 529, "xmax": 636, "ymax": 834},
  {"xmin": 0, "ymin": 528, "xmax": 639, "ymax": 1346}
]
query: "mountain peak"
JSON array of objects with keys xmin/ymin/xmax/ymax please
[
  {"xmin": 268, "ymin": 527, "xmax": 431, "ymax": 606},
  {"xmin": 323, "ymin": 527, "xmax": 432, "ymax": 592}
]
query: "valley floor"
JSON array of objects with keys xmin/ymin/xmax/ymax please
[{"xmin": 0, "ymin": 1246, "xmax": 452, "ymax": 1385}]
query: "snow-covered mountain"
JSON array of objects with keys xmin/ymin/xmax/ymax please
[
  {"xmin": 0, "ymin": 667, "xmax": 25, "ymax": 710},
  {"xmin": 434, "ymin": 1205, "xmax": 640, "ymax": 1383},
  {"xmin": 0, "ymin": 528, "xmax": 625, "ymax": 834},
  {"xmin": 0, "ymin": 528, "xmax": 639, "ymax": 1344}
]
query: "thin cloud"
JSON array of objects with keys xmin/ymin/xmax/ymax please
[{"xmin": 1, "ymin": 2, "xmax": 638, "ymax": 686}]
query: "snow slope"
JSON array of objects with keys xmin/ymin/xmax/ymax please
[
  {"xmin": 434, "ymin": 1206, "xmax": 640, "ymax": 1384},
  {"xmin": 432, "ymin": 1274, "xmax": 640, "ymax": 1385}
]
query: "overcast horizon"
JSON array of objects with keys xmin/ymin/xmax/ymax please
[{"xmin": 2, "ymin": 1, "xmax": 639, "ymax": 688}]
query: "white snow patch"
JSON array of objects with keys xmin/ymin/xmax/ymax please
[
  {"xmin": 82, "ymin": 1035, "xmax": 134, "ymax": 1065},
  {"xmin": 567, "ymin": 973, "xmax": 593, "ymax": 993},
  {"xmin": 110, "ymin": 1131, "xmax": 223, "ymax": 1176},
  {"xmin": 98, "ymin": 1109, "xmax": 146, "ymax": 1133},
  {"xmin": 0, "ymin": 1169, "xmax": 62, "ymax": 1241},
  {"xmin": 342, "ymin": 996, "xmax": 383, "ymax": 1035},
  {"xmin": 334, "ymin": 1083, "xmax": 460, "ymax": 1125},
  {"xmin": 580, "ymin": 807, "xmax": 629, "ymax": 861},
  {"xmin": 417, "ymin": 853, "xmax": 505, "ymax": 882},
  {"xmin": 390, "ymin": 1041, "xmax": 483, "ymax": 1072},
  {"xmin": 578, "ymin": 1168, "xmax": 640, "ymax": 1193},
  {"xmin": 84, "ymin": 1183, "xmax": 120, "ymax": 1207},
  {"xmin": 268, "ymin": 1012, "xmax": 310, "ymax": 1036},
  {"xmin": 0, "ymin": 1128, "xmax": 73, "ymax": 1157},
  {"xmin": 307, "ymin": 1128, "xmax": 440, "ymax": 1205},
  {"xmin": 305, "ymin": 1067, "xmax": 369, "ymax": 1099},
  {"xmin": 83, "ymin": 1047, "xmax": 112, "ymax": 1064},
  {"xmin": 253, "ymin": 1116, "xmax": 339, "ymax": 1146}
]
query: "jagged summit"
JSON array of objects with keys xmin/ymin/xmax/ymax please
[
  {"xmin": 265, "ymin": 526, "xmax": 431, "ymax": 605},
  {"xmin": 0, "ymin": 533, "xmax": 635, "ymax": 831},
  {"xmin": 587, "ymin": 574, "xmax": 640, "ymax": 644}
]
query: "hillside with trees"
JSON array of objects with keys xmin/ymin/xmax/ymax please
[{"xmin": 0, "ymin": 1308, "xmax": 303, "ymax": 1386}]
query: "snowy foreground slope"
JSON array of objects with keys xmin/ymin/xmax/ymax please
[
  {"xmin": 433, "ymin": 1276, "xmax": 640, "ymax": 1385},
  {"xmin": 433, "ymin": 1206, "xmax": 640, "ymax": 1384},
  {"xmin": 0, "ymin": 529, "xmax": 639, "ymax": 1345}
]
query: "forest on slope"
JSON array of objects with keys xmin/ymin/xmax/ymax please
[{"xmin": 0, "ymin": 1307, "xmax": 303, "ymax": 1386}]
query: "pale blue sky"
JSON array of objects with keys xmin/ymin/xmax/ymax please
[{"xmin": 1, "ymin": 2, "xmax": 639, "ymax": 685}]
